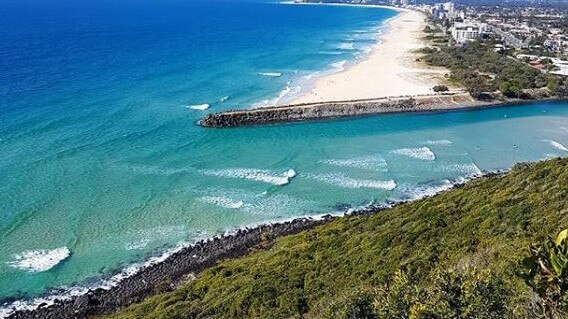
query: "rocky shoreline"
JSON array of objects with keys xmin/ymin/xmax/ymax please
[
  {"xmin": 3, "ymin": 167, "xmax": 512, "ymax": 319},
  {"xmin": 6, "ymin": 216, "xmax": 339, "ymax": 319}
]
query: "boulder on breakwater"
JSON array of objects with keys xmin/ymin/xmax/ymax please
[{"xmin": 199, "ymin": 93, "xmax": 482, "ymax": 128}]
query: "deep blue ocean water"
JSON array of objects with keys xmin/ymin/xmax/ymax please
[{"xmin": 1, "ymin": 0, "xmax": 568, "ymax": 315}]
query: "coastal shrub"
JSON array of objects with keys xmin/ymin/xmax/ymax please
[
  {"xmin": 372, "ymin": 268, "xmax": 508, "ymax": 319},
  {"xmin": 304, "ymin": 288, "xmax": 376, "ymax": 319},
  {"xmin": 520, "ymin": 229, "xmax": 568, "ymax": 318},
  {"xmin": 433, "ymin": 85, "xmax": 449, "ymax": 92},
  {"xmin": 105, "ymin": 158, "xmax": 568, "ymax": 319},
  {"xmin": 499, "ymin": 80, "xmax": 523, "ymax": 98}
]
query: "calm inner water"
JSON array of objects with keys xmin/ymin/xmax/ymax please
[{"xmin": 1, "ymin": 0, "xmax": 567, "ymax": 311}]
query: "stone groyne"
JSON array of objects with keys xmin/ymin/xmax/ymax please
[{"xmin": 200, "ymin": 93, "xmax": 485, "ymax": 128}]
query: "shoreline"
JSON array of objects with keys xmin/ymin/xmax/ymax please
[
  {"xmin": 257, "ymin": 2, "xmax": 402, "ymax": 108},
  {"xmin": 279, "ymin": 1, "xmax": 405, "ymax": 12},
  {"xmin": 5, "ymin": 168, "xmax": 505, "ymax": 319},
  {"xmin": 289, "ymin": 5, "xmax": 455, "ymax": 104}
]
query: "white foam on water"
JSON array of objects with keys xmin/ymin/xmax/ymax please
[
  {"xmin": 337, "ymin": 42, "xmax": 355, "ymax": 50},
  {"xmin": 441, "ymin": 163, "xmax": 483, "ymax": 176},
  {"xmin": 241, "ymin": 193, "xmax": 310, "ymax": 216},
  {"xmin": 6, "ymin": 247, "xmax": 71, "ymax": 273},
  {"xmin": 543, "ymin": 153, "xmax": 560, "ymax": 160},
  {"xmin": 253, "ymin": 81, "xmax": 302, "ymax": 107},
  {"xmin": 391, "ymin": 147, "xmax": 436, "ymax": 161},
  {"xmin": 0, "ymin": 165, "xmax": 502, "ymax": 319},
  {"xmin": 201, "ymin": 168, "xmax": 297, "ymax": 186},
  {"xmin": 128, "ymin": 164, "xmax": 194, "ymax": 176},
  {"xmin": 319, "ymin": 50, "xmax": 344, "ymax": 55},
  {"xmin": 258, "ymin": 72, "xmax": 283, "ymax": 77},
  {"xmin": 186, "ymin": 104, "xmax": 210, "ymax": 111},
  {"xmin": 198, "ymin": 196, "xmax": 245, "ymax": 209},
  {"xmin": 399, "ymin": 179, "xmax": 456, "ymax": 201},
  {"xmin": 220, "ymin": 96, "xmax": 230, "ymax": 102},
  {"xmin": 124, "ymin": 226, "xmax": 187, "ymax": 251},
  {"xmin": 125, "ymin": 239, "xmax": 150, "ymax": 250},
  {"xmin": 321, "ymin": 156, "xmax": 388, "ymax": 172},
  {"xmin": 330, "ymin": 60, "xmax": 348, "ymax": 72},
  {"xmin": 304, "ymin": 173, "xmax": 396, "ymax": 190},
  {"xmin": 544, "ymin": 139, "xmax": 568, "ymax": 152},
  {"xmin": 422, "ymin": 139, "xmax": 453, "ymax": 146}
]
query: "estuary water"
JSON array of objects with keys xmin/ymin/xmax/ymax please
[{"xmin": 1, "ymin": 0, "xmax": 568, "ymax": 313}]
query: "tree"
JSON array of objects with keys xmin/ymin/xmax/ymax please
[
  {"xmin": 547, "ymin": 76, "xmax": 560, "ymax": 93},
  {"xmin": 499, "ymin": 80, "xmax": 523, "ymax": 98}
]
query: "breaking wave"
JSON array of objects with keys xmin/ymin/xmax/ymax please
[
  {"xmin": 440, "ymin": 163, "xmax": 483, "ymax": 176},
  {"xmin": 253, "ymin": 81, "xmax": 302, "ymax": 107},
  {"xmin": 201, "ymin": 168, "xmax": 297, "ymax": 186},
  {"xmin": 124, "ymin": 226, "xmax": 187, "ymax": 251},
  {"xmin": 321, "ymin": 156, "xmax": 388, "ymax": 172},
  {"xmin": 330, "ymin": 60, "xmax": 348, "ymax": 72},
  {"xmin": 337, "ymin": 42, "xmax": 355, "ymax": 50},
  {"xmin": 304, "ymin": 173, "xmax": 396, "ymax": 190},
  {"xmin": 6, "ymin": 247, "xmax": 71, "ymax": 273},
  {"xmin": 398, "ymin": 179, "xmax": 456, "ymax": 201},
  {"xmin": 185, "ymin": 104, "xmax": 210, "ymax": 111},
  {"xmin": 422, "ymin": 139, "xmax": 453, "ymax": 146},
  {"xmin": 544, "ymin": 139, "xmax": 568, "ymax": 152},
  {"xmin": 319, "ymin": 50, "xmax": 345, "ymax": 55},
  {"xmin": 258, "ymin": 72, "xmax": 282, "ymax": 77},
  {"xmin": 391, "ymin": 147, "xmax": 436, "ymax": 161},
  {"xmin": 198, "ymin": 196, "xmax": 245, "ymax": 209}
]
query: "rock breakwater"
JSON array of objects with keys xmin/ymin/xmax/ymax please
[{"xmin": 200, "ymin": 93, "xmax": 483, "ymax": 128}]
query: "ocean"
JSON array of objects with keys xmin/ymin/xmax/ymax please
[{"xmin": 1, "ymin": 0, "xmax": 568, "ymax": 315}]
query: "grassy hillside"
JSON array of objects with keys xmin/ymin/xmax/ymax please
[{"xmin": 106, "ymin": 158, "xmax": 568, "ymax": 319}]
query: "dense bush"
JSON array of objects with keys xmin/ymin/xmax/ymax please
[
  {"xmin": 433, "ymin": 85, "xmax": 449, "ymax": 92},
  {"xmin": 105, "ymin": 158, "xmax": 568, "ymax": 319},
  {"xmin": 420, "ymin": 40, "xmax": 550, "ymax": 99},
  {"xmin": 520, "ymin": 229, "xmax": 568, "ymax": 319}
]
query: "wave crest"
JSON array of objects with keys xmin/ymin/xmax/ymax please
[
  {"xmin": 7, "ymin": 247, "xmax": 71, "ymax": 273},
  {"xmin": 201, "ymin": 168, "xmax": 297, "ymax": 186},
  {"xmin": 258, "ymin": 72, "xmax": 282, "ymax": 77},
  {"xmin": 198, "ymin": 196, "xmax": 245, "ymax": 209},
  {"xmin": 185, "ymin": 104, "xmax": 210, "ymax": 111},
  {"xmin": 422, "ymin": 139, "xmax": 453, "ymax": 146},
  {"xmin": 321, "ymin": 156, "xmax": 388, "ymax": 172},
  {"xmin": 544, "ymin": 139, "xmax": 568, "ymax": 152},
  {"xmin": 391, "ymin": 147, "xmax": 436, "ymax": 161},
  {"xmin": 305, "ymin": 173, "xmax": 396, "ymax": 190}
]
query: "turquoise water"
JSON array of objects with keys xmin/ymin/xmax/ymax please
[{"xmin": 1, "ymin": 0, "xmax": 568, "ymax": 312}]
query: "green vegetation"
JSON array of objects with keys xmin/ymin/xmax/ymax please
[
  {"xmin": 433, "ymin": 85, "xmax": 449, "ymax": 93},
  {"xmin": 520, "ymin": 229, "xmax": 568, "ymax": 319},
  {"xmin": 421, "ymin": 40, "xmax": 551, "ymax": 99},
  {"xmin": 106, "ymin": 158, "xmax": 568, "ymax": 319}
]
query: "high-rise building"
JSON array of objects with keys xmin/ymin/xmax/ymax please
[{"xmin": 451, "ymin": 22, "xmax": 489, "ymax": 44}]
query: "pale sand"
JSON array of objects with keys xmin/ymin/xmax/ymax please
[{"xmin": 291, "ymin": 8, "xmax": 452, "ymax": 104}]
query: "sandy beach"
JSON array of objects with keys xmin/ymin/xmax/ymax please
[{"xmin": 291, "ymin": 8, "xmax": 452, "ymax": 104}]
